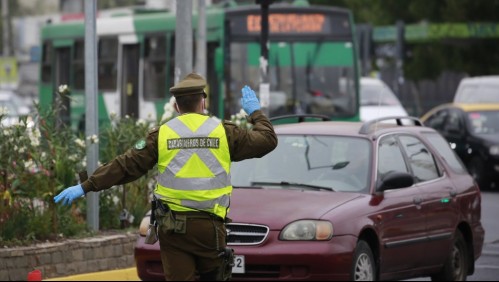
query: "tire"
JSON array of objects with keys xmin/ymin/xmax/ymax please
[
  {"xmin": 431, "ymin": 231, "xmax": 469, "ymax": 281},
  {"xmin": 351, "ymin": 240, "xmax": 376, "ymax": 281},
  {"xmin": 467, "ymin": 156, "xmax": 489, "ymax": 190}
]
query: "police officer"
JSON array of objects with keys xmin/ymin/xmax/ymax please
[{"xmin": 54, "ymin": 72, "xmax": 278, "ymax": 281}]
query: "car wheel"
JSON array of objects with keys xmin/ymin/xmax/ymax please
[
  {"xmin": 351, "ymin": 240, "xmax": 376, "ymax": 281},
  {"xmin": 467, "ymin": 156, "xmax": 489, "ymax": 189},
  {"xmin": 431, "ymin": 230, "xmax": 468, "ymax": 281}
]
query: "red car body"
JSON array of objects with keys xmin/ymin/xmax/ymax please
[{"xmin": 135, "ymin": 116, "xmax": 484, "ymax": 281}]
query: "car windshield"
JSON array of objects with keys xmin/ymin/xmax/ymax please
[
  {"xmin": 231, "ymin": 135, "xmax": 372, "ymax": 193},
  {"xmin": 457, "ymin": 85, "xmax": 499, "ymax": 103},
  {"xmin": 466, "ymin": 110, "xmax": 499, "ymax": 134},
  {"xmin": 360, "ymin": 84, "xmax": 400, "ymax": 106}
]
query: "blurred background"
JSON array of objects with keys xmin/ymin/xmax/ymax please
[{"xmin": 2, "ymin": 0, "xmax": 498, "ymax": 118}]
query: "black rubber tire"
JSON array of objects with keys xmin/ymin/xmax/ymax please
[
  {"xmin": 351, "ymin": 240, "xmax": 376, "ymax": 281},
  {"xmin": 431, "ymin": 230, "xmax": 469, "ymax": 281}
]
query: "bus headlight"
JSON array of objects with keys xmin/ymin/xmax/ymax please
[{"xmin": 279, "ymin": 220, "xmax": 333, "ymax": 241}]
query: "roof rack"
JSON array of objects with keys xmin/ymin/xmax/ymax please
[
  {"xmin": 269, "ymin": 114, "xmax": 331, "ymax": 123},
  {"xmin": 359, "ymin": 116, "xmax": 423, "ymax": 134}
]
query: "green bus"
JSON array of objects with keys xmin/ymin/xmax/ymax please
[{"xmin": 39, "ymin": 1, "xmax": 360, "ymax": 130}]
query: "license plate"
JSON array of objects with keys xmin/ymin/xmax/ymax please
[{"xmin": 232, "ymin": 255, "xmax": 245, "ymax": 274}]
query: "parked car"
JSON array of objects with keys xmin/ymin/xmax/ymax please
[
  {"xmin": 421, "ymin": 103, "xmax": 499, "ymax": 189},
  {"xmin": 135, "ymin": 115, "xmax": 484, "ymax": 281},
  {"xmin": 0, "ymin": 90, "xmax": 31, "ymax": 126},
  {"xmin": 453, "ymin": 75, "xmax": 499, "ymax": 103},
  {"xmin": 359, "ymin": 77, "xmax": 408, "ymax": 122}
]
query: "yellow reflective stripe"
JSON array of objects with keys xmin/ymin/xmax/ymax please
[{"xmin": 156, "ymin": 185, "xmax": 231, "ymax": 202}]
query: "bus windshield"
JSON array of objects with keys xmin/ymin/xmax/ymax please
[{"xmin": 229, "ymin": 41, "xmax": 357, "ymax": 119}]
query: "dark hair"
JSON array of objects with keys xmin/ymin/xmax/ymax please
[{"xmin": 175, "ymin": 93, "xmax": 204, "ymax": 112}]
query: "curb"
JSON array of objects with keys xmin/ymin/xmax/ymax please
[{"xmin": 43, "ymin": 267, "xmax": 139, "ymax": 281}]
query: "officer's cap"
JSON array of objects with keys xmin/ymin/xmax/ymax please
[{"xmin": 170, "ymin": 72, "xmax": 207, "ymax": 98}]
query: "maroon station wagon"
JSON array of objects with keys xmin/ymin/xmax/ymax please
[{"xmin": 135, "ymin": 115, "xmax": 484, "ymax": 281}]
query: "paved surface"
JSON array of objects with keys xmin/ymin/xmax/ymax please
[{"xmin": 44, "ymin": 267, "xmax": 140, "ymax": 281}]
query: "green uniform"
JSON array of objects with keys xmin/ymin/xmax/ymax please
[
  {"xmin": 80, "ymin": 110, "xmax": 277, "ymax": 193},
  {"xmin": 80, "ymin": 110, "xmax": 277, "ymax": 281}
]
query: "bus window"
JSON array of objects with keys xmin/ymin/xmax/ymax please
[
  {"xmin": 73, "ymin": 40, "xmax": 85, "ymax": 90},
  {"xmin": 98, "ymin": 37, "xmax": 118, "ymax": 91},
  {"xmin": 144, "ymin": 34, "xmax": 167, "ymax": 101},
  {"xmin": 228, "ymin": 41, "xmax": 358, "ymax": 119},
  {"xmin": 41, "ymin": 41, "xmax": 53, "ymax": 83}
]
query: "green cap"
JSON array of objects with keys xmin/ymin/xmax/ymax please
[{"xmin": 170, "ymin": 72, "xmax": 207, "ymax": 97}]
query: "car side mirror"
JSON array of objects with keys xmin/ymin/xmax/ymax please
[{"xmin": 376, "ymin": 171, "xmax": 414, "ymax": 192}]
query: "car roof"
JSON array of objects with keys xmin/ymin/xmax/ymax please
[
  {"xmin": 273, "ymin": 116, "xmax": 427, "ymax": 139},
  {"xmin": 360, "ymin": 77, "xmax": 386, "ymax": 86},
  {"xmin": 459, "ymin": 75, "xmax": 499, "ymax": 85}
]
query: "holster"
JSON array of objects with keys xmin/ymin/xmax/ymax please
[
  {"xmin": 216, "ymin": 247, "xmax": 235, "ymax": 281},
  {"xmin": 144, "ymin": 198, "xmax": 158, "ymax": 245},
  {"xmin": 153, "ymin": 197, "xmax": 178, "ymax": 234}
]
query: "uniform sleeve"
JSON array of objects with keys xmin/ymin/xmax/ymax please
[
  {"xmin": 81, "ymin": 128, "xmax": 159, "ymax": 193},
  {"xmin": 224, "ymin": 110, "xmax": 278, "ymax": 162}
]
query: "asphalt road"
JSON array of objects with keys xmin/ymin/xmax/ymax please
[{"xmin": 47, "ymin": 191, "xmax": 499, "ymax": 281}]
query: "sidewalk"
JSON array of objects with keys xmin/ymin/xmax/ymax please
[{"xmin": 44, "ymin": 267, "xmax": 140, "ymax": 281}]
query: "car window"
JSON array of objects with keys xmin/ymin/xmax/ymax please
[
  {"xmin": 424, "ymin": 109, "xmax": 448, "ymax": 131},
  {"xmin": 398, "ymin": 135, "xmax": 440, "ymax": 182},
  {"xmin": 423, "ymin": 132, "xmax": 468, "ymax": 174},
  {"xmin": 231, "ymin": 135, "xmax": 371, "ymax": 193},
  {"xmin": 377, "ymin": 135, "xmax": 409, "ymax": 177},
  {"xmin": 443, "ymin": 109, "xmax": 462, "ymax": 134},
  {"xmin": 466, "ymin": 110, "xmax": 499, "ymax": 134},
  {"xmin": 456, "ymin": 84, "xmax": 499, "ymax": 103}
]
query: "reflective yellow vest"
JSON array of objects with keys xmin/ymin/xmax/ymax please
[{"xmin": 154, "ymin": 113, "xmax": 232, "ymax": 218}]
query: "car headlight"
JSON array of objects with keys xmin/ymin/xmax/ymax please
[
  {"xmin": 279, "ymin": 220, "xmax": 333, "ymax": 241},
  {"xmin": 139, "ymin": 214, "xmax": 151, "ymax": 236},
  {"xmin": 489, "ymin": 145, "xmax": 499, "ymax": 156}
]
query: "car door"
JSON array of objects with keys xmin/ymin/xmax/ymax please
[
  {"xmin": 375, "ymin": 134, "xmax": 426, "ymax": 274},
  {"xmin": 441, "ymin": 108, "xmax": 469, "ymax": 163},
  {"xmin": 398, "ymin": 134, "xmax": 458, "ymax": 267}
]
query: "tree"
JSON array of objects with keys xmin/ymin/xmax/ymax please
[{"xmin": 311, "ymin": 0, "xmax": 499, "ymax": 79}]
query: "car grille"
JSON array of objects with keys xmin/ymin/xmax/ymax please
[{"xmin": 226, "ymin": 223, "xmax": 269, "ymax": 245}]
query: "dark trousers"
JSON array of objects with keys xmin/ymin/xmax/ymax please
[{"xmin": 158, "ymin": 212, "xmax": 227, "ymax": 281}]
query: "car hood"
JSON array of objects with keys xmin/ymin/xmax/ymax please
[{"xmin": 228, "ymin": 188, "xmax": 361, "ymax": 230}]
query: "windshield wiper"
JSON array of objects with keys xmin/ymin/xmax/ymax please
[{"xmin": 250, "ymin": 181, "xmax": 334, "ymax": 191}]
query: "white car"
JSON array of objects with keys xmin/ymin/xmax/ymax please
[
  {"xmin": 359, "ymin": 77, "xmax": 408, "ymax": 122},
  {"xmin": 0, "ymin": 90, "xmax": 32, "ymax": 126},
  {"xmin": 453, "ymin": 75, "xmax": 499, "ymax": 103}
]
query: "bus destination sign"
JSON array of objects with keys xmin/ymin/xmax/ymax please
[{"xmin": 247, "ymin": 14, "xmax": 327, "ymax": 34}]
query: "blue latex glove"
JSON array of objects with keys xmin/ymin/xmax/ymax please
[
  {"xmin": 54, "ymin": 184, "xmax": 84, "ymax": 206},
  {"xmin": 240, "ymin": 85, "xmax": 261, "ymax": 115}
]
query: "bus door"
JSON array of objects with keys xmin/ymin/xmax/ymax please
[
  {"xmin": 120, "ymin": 44, "xmax": 140, "ymax": 118},
  {"xmin": 54, "ymin": 47, "xmax": 71, "ymax": 125}
]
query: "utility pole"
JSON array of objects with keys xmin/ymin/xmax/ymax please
[
  {"xmin": 84, "ymin": 0, "xmax": 99, "ymax": 231},
  {"xmin": 2, "ymin": 0, "xmax": 10, "ymax": 56},
  {"xmin": 195, "ymin": 0, "xmax": 206, "ymax": 78},
  {"xmin": 175, "ymin": 0, "xmax": 193, "ymax": 84},
  {"xmin": 256, "ymin": 0, "xmax": 271, "ymax": 116}
]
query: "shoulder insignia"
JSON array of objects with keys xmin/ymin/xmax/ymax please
[{"xmin": 134, "ymin": 139, "xmax": 146, "ymax": 150}]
